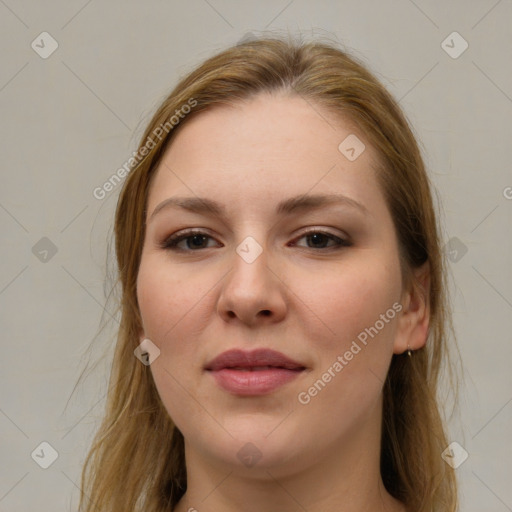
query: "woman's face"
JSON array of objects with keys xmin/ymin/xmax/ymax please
[{"xmin": 137, "ymin": 93, "xmax": 412, "ymax": 475}]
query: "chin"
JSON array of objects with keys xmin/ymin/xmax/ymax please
[{"xmin": 190, "ymin": 421, "xmax": 310, "ymax": 475}]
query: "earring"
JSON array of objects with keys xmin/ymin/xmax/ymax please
[{"xmin": 407, "ymin": 345, "xmax": 412, "ymax": 357}]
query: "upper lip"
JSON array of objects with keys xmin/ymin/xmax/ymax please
[{"xmin": 205, "ymin": 348, "xmax": 306, "ymax": 371}]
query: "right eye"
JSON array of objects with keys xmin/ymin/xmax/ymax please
[{"xmin": 160, "ymin": 230, "xmax": 221, "ymax": 252}]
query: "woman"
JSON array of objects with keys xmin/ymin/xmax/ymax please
[{"xmin": 79, "ymin": 35, "xmax": 459, "ymax": 511}]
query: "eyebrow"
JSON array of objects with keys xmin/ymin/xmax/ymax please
[{"xmin": 149, "ymin": 193, "xmax": 370, "ymax": 222}]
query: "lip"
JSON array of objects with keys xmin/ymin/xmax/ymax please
[{"xmin": 205, "ymin": 348, "xmax": 306, "ymax": 396}]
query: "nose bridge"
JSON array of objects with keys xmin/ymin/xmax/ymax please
[
  {"xmin": 229, "ymin": 235, "xmax": 271, "ymax": 296},
  {"xmin": 217, "ymin": 234, "xmax": 287, "ymax": 324}
]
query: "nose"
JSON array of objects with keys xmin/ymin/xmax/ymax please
[{"xmin": 217, "ymin": 243, "xmax": 287, "ymax": 327}]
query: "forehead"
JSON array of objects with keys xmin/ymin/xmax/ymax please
[
  {"xmin": 165, "ymin": 93, "xmax": 370, "ymax": 160},
  {"xmin": 146, "ymin": 93, "xmax": 384, "ymax": 217}
]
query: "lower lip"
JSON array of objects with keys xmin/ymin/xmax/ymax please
[{"xmin": 207, "ymin": 368, "xmax": 304, "ymax": 395}]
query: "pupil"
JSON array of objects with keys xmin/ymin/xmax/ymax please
[
  {"xmin": 191, "ymin": 235, "xmax": 206, "ymax": 248},
  {"xmin": 310, "ymin": 233, "xmax": 327, "ymax": 248}
]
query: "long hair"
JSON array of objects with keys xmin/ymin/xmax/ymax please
[{"xmin": 78, "ymin": 35, "xmax": 460, "ymax": 512}]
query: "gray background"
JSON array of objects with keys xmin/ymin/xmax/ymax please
[{"xmin": 1, "ymin": 1, "xmax": 511, "ymax": 511}]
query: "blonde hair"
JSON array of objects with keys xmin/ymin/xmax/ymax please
[{"xmin": 78, "ymin": 35, "xmax": 460, "ymax": 512}]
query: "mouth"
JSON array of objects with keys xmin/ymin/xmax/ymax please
[
  {"xmin": 220, "ymin": 365, "xmax": 302, "ymax": 371},
  {"xmin": 205, "ymin": 348, "xmax": 306, "ymax": 396}
]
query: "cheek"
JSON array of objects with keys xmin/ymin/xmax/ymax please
[
  {"xmin": 136, "ymin": 258, "xmax": 209, "ymax": 429},
  {"xmin": 294, "ymin": 264, "xmax": 401, "ymax": 430},
  {"xmin": 136, "ymin": 257, "xmax": 199, "ymax": 342},
  {"xmin": 293, "ymin": 255, "xmax": 402, "ymax": 415},
  {"xmin": 137, "ymin": 265, "xmax": 171, "ymax": 342},
  {"xmin": 298, "ymin": 258, "xmax": 401, "ymax": 351},
  {"xmin": 136, "ymin": 256, "xmax": 220, "ymax": 386}
]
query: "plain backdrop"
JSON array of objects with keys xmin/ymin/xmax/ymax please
[{"xmin": 1, "ymin": 1, "xmax": 511, "ymax": 511}]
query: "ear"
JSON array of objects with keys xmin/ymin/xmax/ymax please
[{"xmin": 393, "ymin": 261, "xmax": 431, "ymax": 355}]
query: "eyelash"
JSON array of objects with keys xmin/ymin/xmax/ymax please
[{"xmin": 160, "ymin": 228, "xmax": 352, "ymax": 252}]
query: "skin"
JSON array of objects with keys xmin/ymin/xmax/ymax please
[{"xmin": 136, "ymin": 92, "xmax": 430, "ymax": 512}]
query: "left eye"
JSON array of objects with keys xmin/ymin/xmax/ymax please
[
  {"xmin": 161, "ymin": 230, "xmax": 351, "ymax": 252},
  {"xmin": 292, "ymin": 231, "xmax": 351, "ymax": 249}
]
